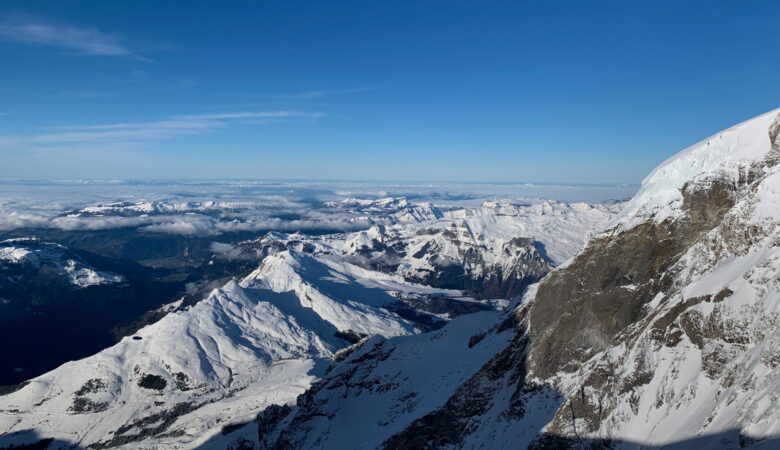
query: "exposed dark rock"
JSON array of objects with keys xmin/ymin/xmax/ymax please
[
  {"xmin": 74, "ymin": 378, "xmax": 107, "ymax": 396},
  {"xmin": 467, "ymin": 331, "xmax": 487, "ymax": 348},
  {"xmin": 68, "ymin": 397, "xmax": 109, "ymax": 414},
  {"xmin": 173, "ymin": 372, "xmax": 190, "ymax": 391},
  {"xmin": 331, "ymin": 337, "xmax": 374, "ymax": 365},
  {"xmin": 256, "ymin": 339, "xmax": 398, "ymax": 449},
  {"xmin": 68, "ymin": 378, "xmax": 110, "ymax": 414},
  {"xmin": 395, "ymin": 294, "xmax": 493, "ymax": 318},
  {"xmin": 333, "ymin": 329, "xmax": 368, "ymax": 345},
  {"xmin": 222, "ymin": 421, "xmax": 251, "ymax": 435},
  {"xmin": 679, "ymin": 309, "xmax": 706, "ymax": 349},
  {"xmin": 529, "ymin": 219, "xmax": 678, "ymax": 379},
  {"xmin": 137, "ymin": 374, "xmax": 167, "ymax": 391},
  {"xmin": 770, "ymin": 113, "xmax": 780, "ymax": 150},
  {"xmin": 256, "ymin": 404, "xmax": 292, "ymax": 448},
  {"xmin": 383, "ymin": 303, "xmax": 446, "ymax": 332},
  {"xmin": 90, "ymin": 402, "xmax": 198, "ymax": 449}
]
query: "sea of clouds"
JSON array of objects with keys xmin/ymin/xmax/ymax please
[{"xmin": 0, "ymin": 179, "xmax": 637, "ymax": 236}]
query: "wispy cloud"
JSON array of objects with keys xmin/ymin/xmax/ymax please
[
  {"xmin": 31, "ymin": 111, "xmax": 325, "ymax": 144},
  {"xmin": 0, "ymin": 112, "xmax": 10, "ymax": 117},
  {"xmin": 0, "ymin": 13, "xmax": 142, "ymax": 59},
  {"xmin": 175, "ymin": 111, "xmax": 325, "ymax": 121},
  {"xmin": 56, "ymin": 90, "xmax": 119, "ymax": 99},
  {"xmin": 257, "ymin": 86, "xmax": 384, "ymax": 100}
]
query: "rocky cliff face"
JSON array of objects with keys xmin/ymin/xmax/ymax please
[
  {"xmin": 531, "ymin": 109, "xmax": 780, "ymax": 447},
  {"xmin": 250, "ymin": 108, "xmax": 780, "ymax": 449}
]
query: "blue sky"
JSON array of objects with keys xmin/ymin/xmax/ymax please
[{"xmin": 0, "ymin": 1, "xmax": 778, "ymax": 183}]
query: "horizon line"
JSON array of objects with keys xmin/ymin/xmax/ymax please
[{"xmin": 0, "ymin": 177, "xmax": 641, "ymax": 188}]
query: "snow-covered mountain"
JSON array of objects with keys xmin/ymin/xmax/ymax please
[
  {"xmin": 3, "ymin": 106, "xmax": 775, "ymax": 448},
  {"xmin": 0, "ymin": 192, "xmax": 618, "ymax": 448},
  {"xmin": 324, "ymin": 196, "xmax": 452, "ymax": 224},
  {"xmin": 0, "ymin": 238, "xmax": 123, "ymax": 288},
  {"xmin": 525, "ymin": 107, "xmax": 780, "ymax": 447},
  {"xmin": 217, "ymin": 199, "xmax": 620, "ymax": 300},
  {"xmin": 0, "ymin": 251, "xmax": 462, "ymax": 449},
  {"xmin": 66, "ymin": 200, "xmax": 247, "ymax": 217},
  {"xmin": 249, "ymin": 108, "xmax": 780, "ymax": 449}
]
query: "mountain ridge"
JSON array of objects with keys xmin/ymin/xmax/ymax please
[{"xmin": 247, "ymin": 108, "xmax": 780, "ymax": 449}]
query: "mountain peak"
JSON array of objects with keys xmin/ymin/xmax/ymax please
[{"xmin": 613, "ymin": 108, "xmax": 780, "ymax": 229}]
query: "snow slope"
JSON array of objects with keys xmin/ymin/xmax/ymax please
[
  {"xmin": 259, "ymin": 311, "xmax": 518, "ymax": 450},
  {"xmin": 0, "ymin": 251, "xmax": 458, "ymax": 449},
  {"xmin": 541, "ymin": 107, "xmax": 780, "ymax": 446}
]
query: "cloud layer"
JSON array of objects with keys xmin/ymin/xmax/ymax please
[{"xmin": 0, "ymin": 180, "xmax": 637, "ymax": 237}]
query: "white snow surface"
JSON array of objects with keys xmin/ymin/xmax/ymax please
[
  {"xmin": 293, "ymin": 199, "xmax": 620, "ymax": 267},
  {"xmin": 0, "ymin": 238, "xmax": 123, "ymax": 287},
  {"xmin": 0, "ymin": 251, "xmax": 457, "ymax": 449},
  {"xmin": 265, "ymin": 311, "xmax": 517, "ymax": 450},
  {"xmin": 613, "ymin": 107, "xmax": 780, "ymax": 229}
]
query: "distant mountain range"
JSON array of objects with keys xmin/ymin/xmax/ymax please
[
  {"xmin": 2, "ymin": 108, "xmax": 778, "ymax": 449},
  {"xmin": 0, "ymin": 193, "xmax": 617, "ymax": 448}
]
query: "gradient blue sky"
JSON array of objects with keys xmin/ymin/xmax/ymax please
[{"xmin": 0, "ymin": 1, "xmax": 778, "ymax": 183}]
